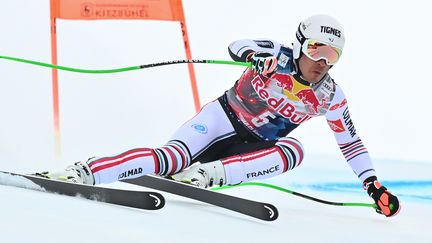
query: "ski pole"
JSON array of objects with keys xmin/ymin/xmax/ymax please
[
  {"xmin": 0, "ymin": 55, "xmax": 251, "ymax": 74},
  {"xmin": 212, "ymin": 181, "xmax": 377, "ymax": 209}
]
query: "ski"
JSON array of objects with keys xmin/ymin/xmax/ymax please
[
  {"xmin": 123, "ymin": 175, "xmax": 279, "ymax": 221},
  {"xmin": 0, "ymin": 170, "xmax": 164, "ymax": 210}
]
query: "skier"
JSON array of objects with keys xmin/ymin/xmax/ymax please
[{"xmin": 43, "ymin": 14, "xmax": 400, "ymax": 217}]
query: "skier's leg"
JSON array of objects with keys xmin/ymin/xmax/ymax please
[
  {"xmin": 44, "ymin": 100, "xmax": 236, "ymax": 185},
  {"xmin": 172, "ymin": 137, "xmax": 304, "ymax": 187}
]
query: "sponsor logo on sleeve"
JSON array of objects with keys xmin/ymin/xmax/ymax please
[
  {"xmin": 327, "ymin": 119, "xmax": 346, "ymax": 133},
  {"xmin": 278, "ymin": 53, "xmax": 289, "ymax": 68},
  {"xmin": 329, "ymin": 99, "xmax": 347, "ymax": 111},
  {"xmin": 253, "ymin": 40, "xmax": 274, "ymax": 49},
  {"xmin": 342, "ymin": 108, "xmax": 357, "ymax": 137}
]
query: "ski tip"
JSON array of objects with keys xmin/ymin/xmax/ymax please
[
  {"xmin": 263, "ymin": 203, "xmax": 279, "ymax": 221},
  {"xmin": 149, "ymin": 193, "xmax": 165, "ymax": 210}
]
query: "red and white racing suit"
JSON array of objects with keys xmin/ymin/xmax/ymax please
[{"xmin": 88, "ymin": 39, "xmax": 376, "ymax": 185}]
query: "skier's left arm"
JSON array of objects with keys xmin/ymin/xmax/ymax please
[{"xmin": 325, "ymin": 85, "xmax": 400, "ymax": 217}]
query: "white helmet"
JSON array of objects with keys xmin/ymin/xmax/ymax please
[{"xmin": 293, "ymin": 14, "xmax": 345, "ymax": 62}]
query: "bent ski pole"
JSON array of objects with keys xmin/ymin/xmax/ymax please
[
  {"xmin": 212, "ymin": 181, "xmax": 377, "ymax": 209},
  {"xmin": 0, "ymin": 55, "xmax": 251, "ymax": 74}
]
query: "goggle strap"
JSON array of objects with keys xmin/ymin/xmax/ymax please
[{"xmin": 296, "ymin": 24, "xmax": 306, "ymax": 44}]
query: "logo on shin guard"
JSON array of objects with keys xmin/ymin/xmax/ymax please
[
  {"xmin": 246, "ymin": 165, "xmax": 280, "ymax": 178},
  {"xmin": 118, "ymin": 168, "xmax": 143, "ymax": 179}
]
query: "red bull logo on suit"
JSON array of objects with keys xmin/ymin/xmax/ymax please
[
  {"xmin": 271, "ymin": 73, "xmax": 328, "ymax": 115},
  {"xmin": 251, "ymin": 75, "xmax": 311, "ymax": 124},
  {"xmin": 295, "ymin": 89, "xmax": 327, "ymax": 114}
]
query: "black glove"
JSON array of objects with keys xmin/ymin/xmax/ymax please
[
  {"xmin": 249, "ymin": 52, "xmax": 278, "ymax": 76},
  {"xmin": 363, "ymin": 176, "xmax": 401, "ymax": 217}
]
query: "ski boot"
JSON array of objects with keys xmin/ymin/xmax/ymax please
[
  {"xmin": 171, "ymin": 160, "xmax": 226, "ymax": 188},
  {"xmin": 36, "ymin": 160, "xmax": 95, "ymax": 185}
]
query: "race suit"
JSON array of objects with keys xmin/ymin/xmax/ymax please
[{"xmin": 87, "ymin": 39, "xmax": 376, "ymax": 185}]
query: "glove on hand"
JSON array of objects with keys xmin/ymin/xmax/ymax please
[
  {"xmin": 363, "ymin": 176, "xmax": 401, "ymax": 217},
  {"xmin": 249, "ymin": 52, "xmax": 278, "ymax": 76}
]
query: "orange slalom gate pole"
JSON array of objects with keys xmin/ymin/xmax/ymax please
[
  {"xmin": 182, "ymin": 21, "xmax": 201, "ymax": 113},
  {"xmin": 49, "ymin": 0, "xmax": 201, "ymax": 160},
  {"xmin": 50, "ymin": 0, "xmax": 61, "ymax": 159}
]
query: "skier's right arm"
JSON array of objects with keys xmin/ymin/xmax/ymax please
[
  {"xmin": 228, "ymin": 39, "xmax": 281, "ymax": 62},
  {"xmin": 229, "ymin": 39, "xmax": 281, "ymax": 75}
]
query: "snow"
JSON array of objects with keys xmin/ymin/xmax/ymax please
[{"xmin": 1, "ymin": 0, "xmax": 431, "ymax": 242}]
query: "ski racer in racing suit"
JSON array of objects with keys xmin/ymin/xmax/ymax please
[{"xmin": 44, "ymin": 14, "xmax": 400, "ymax": 217}]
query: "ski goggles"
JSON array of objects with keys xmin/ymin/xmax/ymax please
[{"xmin": 301, "ymin": 39, "xmax": 342, "ymax": 65}]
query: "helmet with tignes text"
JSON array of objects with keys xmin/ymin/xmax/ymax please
[{"xmin": 293, "ymin": 14, "xmax": 345, "ymax": 65}]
